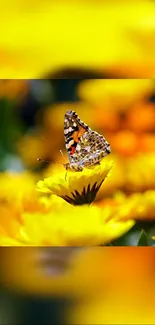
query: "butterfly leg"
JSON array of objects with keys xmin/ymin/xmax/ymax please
[
  {"xmin": 64, "ymin": 170, "xmax": 68, "ymax": 181},
  {"xmin": 69, "ymin": 162, "xmax": 84, "ymax": 172}
]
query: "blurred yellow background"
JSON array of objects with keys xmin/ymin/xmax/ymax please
[
  {"xmin": 0, "ymin": 0, "xmax": 155, "ymax": 319},
  {"xmin": 1, "ymin": 247, "xmax": 155, "ymax": 324},
  {"xmin": 0, "ymin": 0, "xmax": 155, "ymax": 77}
]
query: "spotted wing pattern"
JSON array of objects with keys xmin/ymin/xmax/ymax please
[{"xmin": 64, "ymin": 110, "xmax": 111, "ymax": 171}]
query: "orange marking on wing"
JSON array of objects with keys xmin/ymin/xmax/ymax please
[{"xmin": 73, "ymin": 125, "xmax": 87, "ymax": 142}]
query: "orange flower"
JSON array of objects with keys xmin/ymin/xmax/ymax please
[
  {"xmin": 109, "ymin": 131, "xmax": 139, "ymax": 156},
  {"xmin": 127, "ymin": 101, "xmax": 155, "ymax": 132},
  {"xmin": 139, "ymin": 134, "xmax": 155, "ymax": 153},
  {"xmin": 78, "ymin": 79, "xmax": 154, "ymax": 112},
  {"xmin": 91, "ymin": 107, "xmax": 120, "ymax": 132}
]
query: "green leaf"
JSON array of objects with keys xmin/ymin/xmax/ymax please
[{"xmin": 137, "ymin": 230, "xmax": 149, "ymax": 246}]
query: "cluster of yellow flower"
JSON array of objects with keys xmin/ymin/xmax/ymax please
[
  {"xmin": 0, "ymin": 161, "xmax": 135, "ymax": 246},
  {"xmin": 0, "ymin": 156, "xmax": 155, "ymax": 246},
  {"xmin": 0, "ymin": 79, "xmax": 155, "ymax": 246}
]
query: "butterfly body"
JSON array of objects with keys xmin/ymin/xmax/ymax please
[{"xmin": 64, "ymin": 110, "xmax": 111, "ymax": 172}]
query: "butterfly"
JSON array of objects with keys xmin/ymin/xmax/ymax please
[{"xmin": 63, "ymin": 110, "xmax": 111, "ymax": 172}]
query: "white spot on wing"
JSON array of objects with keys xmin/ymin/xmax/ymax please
[
  {"xmin": 66, "ymin": 140, "xmax": 74, "ymax": 149},
  {"xmin": 76, "ymin": 144, "xmax": 81, "ymax": 151},
  {"xmin": 85, "ymin": 145, "xmax": 91, "ymax": 152}
]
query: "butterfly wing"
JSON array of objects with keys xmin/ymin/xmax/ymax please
[
  {"xmin": 64, "ymin": 110, "xmax": 111, "ymax": 167},
  {"xmin": 77, "ymin": 130, "xmax": 111, "ymax": 167},
  {"xmin": 64, "ymin": 110, "xmax": 89, "ymax": 163}
]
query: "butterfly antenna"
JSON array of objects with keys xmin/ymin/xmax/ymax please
[
  {"xmin": 60, "ymin": 150, "xmax": 67, "ymax": 163},
  {"xmin": 59, "ymin": 151, "xmax": 68, "ymax": 180},
  {"xmin": 65, "ymin": 170, "xmax": 68, "ymax": 181},
  {"xmin": 37, "ymin": 158, "xmax": 51, "ymax": 164},
  {"xmin": 37, "ymin": 158, "xmax": 64, "ymax": 165}
]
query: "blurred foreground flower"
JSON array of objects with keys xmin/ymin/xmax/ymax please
[
  {"xmin": 0, "ymin": 199, "xmax": 134, "ymax": 246},
  {"xmin": 1, "ymin": 1, "xmax": 155, "ymax": 77},
  {"xmin": 0, "ymin": 171, "xmax": 60, "ymax": 215},
  {"xmin": 0, "ymin": 163, "xmax": 135, "ymax": 247},
  {"xmin": 0, "ymin": 171, "xmax": 38, "ymax": 211},
  {"xmin": 0, "ymin": 246, "xmax": 84, "ymax": 296},
  {"xmin": 36, "ymin": 247, "xmax": 80, "ymax": 276},
  {"xmin": 69, "ymin": 248, "xmax": 155, "ymax": 324},
  {"xmin": 37, "ymin": 160, "xmax": 113, "ymax": 205}
]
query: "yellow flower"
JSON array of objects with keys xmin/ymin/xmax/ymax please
[
  {"xmin": 95, "ymin": 155, "xmax": 125, "ymax": 199},
  {"xmin": 0, "ymin": 167, "xmax": 135, "ymax": 247},
  {"xmin": 0, "ymin": 171, "xmax": 54, "ymax": 215},
  {"xmin": 125, "ymin": 153, "xmax": 155, "ymax": 192},
  {"xmin": 119, "ymin": 190, "xmax": 155, "ymax": 221},
  {"xmin": 0, "ymin": 171, "xmax": 37, "ymax": 204},
  {"xmin": 99, "ymin": 190, "xmax": 155, "ymax": 222},
  {"xmin": 77, "ymin": 79, "xmax": 154, "ymax": 112},
  {"xmin": 37, "ymin": 160, "xmax": 113, "ymax": 205},
  {"xmin": 97, "ymin": 153, "xmax": 155, "ymax": 198},
  {"xmin": 0, "ymin": 201, "xmax": 135, "ymax": 246}
]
